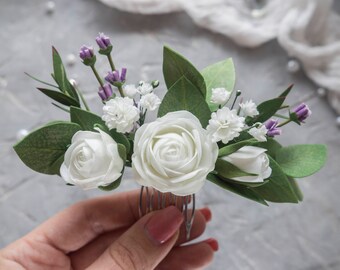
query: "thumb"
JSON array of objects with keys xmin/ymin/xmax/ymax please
[{"xmin": 86, "ymin": 206, "xmax": 184, "ymax": 270}]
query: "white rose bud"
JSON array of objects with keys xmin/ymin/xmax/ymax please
[
  {"xmin": 60, "ymin": 129, "xmax": 124, "ymax": 189},
  {"xmin": 132, "ymin": 111, "xmax": 219, "ymax": 196},
  {"xmin": 239, "ymin": 100, "xmax": 259, "ymax": 117},
  {"xmin": 140, "ymin": 93, "xmax": 161, "ymax": 111},
  {"xmin": 211, "ymin": 87, "xmax": 230, "ymax": 105},
  {"xmin": 222, "ymin": 146, "xmax": 272, "ymax": 183},
  {"xmin": 123, "ymin": 84, "xmax": 138, "ymax": 98},
  {"xmin": 102, "ymin": 97, "xmax": 140, "ymax": 133}
]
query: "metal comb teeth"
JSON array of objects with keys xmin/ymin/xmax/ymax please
[{"xmin": 139, "ymin": 186, "xmax": 195, "ymax": 240}]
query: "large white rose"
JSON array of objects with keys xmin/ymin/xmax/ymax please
[
  {"xmin": 222, "ymin": 146, "xmax": 272, "ymax": 183},
  {"xmin": 60, "ymin": 129, "xmax": 124, "ymax": 189},
  {"xmin": 132, "ymin": 111, "xmax": 219, "ymax": 196}
]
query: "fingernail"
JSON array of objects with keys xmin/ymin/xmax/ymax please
[
  {"xmin": 145, "ymin": 206, "xmax": 184, "ymax": 245},
  {"xmin": 205, "ymin": 238, "xmax": 219, "ymax": 251},
  {"xmin": 199, "ymin": 207, "xmax": 212, "ymax": 222}
]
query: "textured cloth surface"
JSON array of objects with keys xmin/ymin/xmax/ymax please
[{"xmin": 0, "ymin": 1, "xmax": 340, "ymax": 269}]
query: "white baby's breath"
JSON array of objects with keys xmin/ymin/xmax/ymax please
[
  {"xmin": 211, "ymin": 87, "xmax": 230, "ymax": 105},
  {"xmin": 248, "ymin": 124, "xmax": 268, "ymax": 142},
  {"xmin": 138, "ymin": 81, "xmax": 153, "ymax": 95},
  {"xmin": 123, "ymin": 84, "xmax": 138, "ymax": 98},
  {"xmin": 207, "ymin": 107, "xmax": 245, "ymax": 144},
  {"xmin": 140, "ymin": 93, "xmax": 161, "ymax": 111},
  {"xmin": 239, "ymin": 100, "xmax": 259, "ymax": 117},
  {"xmin": 102, "ymin": 97, "xmax": 140, "ymax": 133}
]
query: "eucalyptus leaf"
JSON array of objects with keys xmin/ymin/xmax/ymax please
[
  {"xmin": 276, "ymin": 144, "xmax": 327, "ymax": 178},
  {"xmin": 163, "ymin": 46, "xmax": 206, "ymax": 97},
  {"xmin": 70, "ymin": 106, "xmax": 106, "ymax": 131},
  {"xmin": 13, "ymin": 122, "xmax": 81, "ymax": 175},
  {"xmin": 253, "ymin": 138, "xmax": 282, "ymax": 159},
  {"xmin": 201, "ymin": 58, "xmax": 235, "ymax": 111},
  {"xmin": 252, "ymin": 157, "xmax": 299, "ymax": 203},
  {"xmin": 215, "ymin": 158, "xmax": 257, "ymax": 179},
  {"xmin": 251, "ymin": 84, "xmax": 293, "ymax": 124},
  {"xmin": 158, "ymin": 76, "xmax": 211, "ymax": 127},
  {"xmin": 207, "ymin": 173, "xmax": 268, "ymax": 206},
  {"xmin": 288, "ymin": 177, "xmax": 303, "ymax": 201},
  {"xmin": 218, "ymin": 139, "xmax": 257, "ymax": 157},
  {"xmin": 38, "ymin": 88, "xmax": 80, "ymax": 107}
]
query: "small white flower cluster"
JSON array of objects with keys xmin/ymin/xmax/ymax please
[
  {"xmin": 207, "ymin": 91, "xmax": 268, "ymax": 143},
  {"xmin": 102, "ymin": 80, "xmax": 161, "ymax": 133}
]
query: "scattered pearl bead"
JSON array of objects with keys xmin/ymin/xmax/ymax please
[
  {"xmin": 317, "ymin": 87, "xmax": 327, "ymax": 97},
  {"xmin": 336, "ymin": 116, "xmax": 340, "ymax": 127},
  {"xmin": 46, "ymin": 1, "xmax": 56, "ymax": 14},
  {"xmin": 251, "ymin": 8, "xmax": 266, "ymax": 18},
  {"xmin": 69, "ymin": 79, "xmax": 77, "ymax": 86},
  {"xmin": 66, "ymin": 54, "xmax": 77, "ymax": 66},
  {"xmin": 16, "ymin": 129, "xmax": 29, "ymax": 140},
  {"xmin": 287, "ymin": 59, "xmax": 301, "ymax": 73}
]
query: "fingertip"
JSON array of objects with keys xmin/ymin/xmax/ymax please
[
  {"xmin": 198, "ymin": 207, "xmax": 212, "ymax": 222},
  {"xmin": 205, "ymin": 238, "xmax": 219, "ymax": 252}
]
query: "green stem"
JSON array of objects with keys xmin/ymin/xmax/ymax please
[
  {"xmin": 277, "ymin": 119, "xmax": 291, "ymax": 127},
  {"xmin": 117, "ymin": 85, "xmax": 125, "ymax": 97},
  {"xmin": 274, "ymin": 113, "xmax": 290, "ymax": 120},
  {"xmin": 76, "ymin": 87, "xmax": 90, "ymax": 111},
  {"xmin": 108, "ymin": 55, "xmax": 116, "ymax": 71},
  {"xmin": 91, "ymin": 65, "xmax": 104, "ymax": 88}
]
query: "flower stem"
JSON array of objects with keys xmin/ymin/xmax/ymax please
[
  {"xmin": 108, "ymin": 54, "xmax": 116, "ymax": 71},
  {"xmin": 277, "ymin": 119, "xmax": 291, "ymax": 127},
  {"xmin": 75, "ymin": 86, "xmax": 90, "ymax": 111},
  {"xmin": 274, "ymin": 113, "xmax": 289, "ymax": 119},
  {"xmin": 117, "ymin": 85, "xmax": 124, "ymax": 97},
  {"xmin": 91, "ymin": 65, "xmax": 104, "ymax": 88}
]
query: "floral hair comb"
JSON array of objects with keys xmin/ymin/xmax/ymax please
[{"xmin": 14, "ymin": 33, "xmax": 327, "ymax": 239}]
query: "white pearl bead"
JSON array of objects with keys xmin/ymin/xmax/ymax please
[
  {"xmin": 287, "ymin": 59, "xmax": 300, "ymax": 73},
  {"xmin": 46, "ymin": 1, "xmax": 56, "ymax": 14},
  {"xmin": 317, "ymin": 87, "xmax": 327, "ymax": 97},
  {"xmin": 16, "ymin": 129, "xmax": 29, "ymax": 140},
  {"xmin": 66, "ymin": 54, "xmax": 77, "ymax": 66}
]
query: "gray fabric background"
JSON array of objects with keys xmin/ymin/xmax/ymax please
[{"xmin": 1, "ymin": 1, "xmax": 339, "ymax": 269}]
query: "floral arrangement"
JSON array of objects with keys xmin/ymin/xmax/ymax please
[{"xmin": 15, "ymin": 33, "xmax": 326, "ymax": 216}]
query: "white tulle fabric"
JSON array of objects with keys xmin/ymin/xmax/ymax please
[{"xmin": 98, "ymin": 0, "xmax": 340, "ymax": 113}]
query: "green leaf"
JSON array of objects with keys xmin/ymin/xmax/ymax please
[
  {"xmin": 52, "ymin": 47, "xmax": 79, "ymax": 101},
  {"xmin": 158, "ymin": 76, "xmax": 211, "ymax": 127},
  {"xmin": 288, "ymin": 177, "xmax": 303, "ymax": 201},
  {"xmin": 163, "ymin": 46, "xmax": 206, "ymax": 97},
  {"xmin": 207, "ymin": 174, "xmax": 268, "ymax": 205},
  {"xmin": 215, "ymin": 158, "xmax": 257, "ymax": 179},
  {"xmin": 218, "ymin": 139, "xmax": 257, "ymax": 157},
  {"xmin": 276, "ymin": 144, "xmax": 327, "ymax": 178},
  {"xmin": 252, "ymin": 157, "xmax": 299, "ymax": 203},
  {"xmin": 70, "ymin": 106, "xmax": 106, "ymax": 131},
  {"xmin": 98, "ymin": 144, "xmax": 126, "ymax": 191},
  {"xmin": 109, "ymin": 129, "xmax": 131, "ymax": 154},
  {"xmin": 201, "ymin": 58, "xmax": 235, "ymax": 111},
  {"xmin": 38, "ymin": 88, "xmax": 80, "ymax": 107},
  {"xmin": 251, "ymin": 84, "xmax": 293, "ymax": 124},
  {"xmin": 253, "ymin": 138, "xmax": 282, "ymax": 159},
  {"xmin": 13, "ymin": 122, "xmax": 81, "ymax": 175},
  {"xmin": 25, "ymin": 72, "xmax": 59, "ymax": 89}
]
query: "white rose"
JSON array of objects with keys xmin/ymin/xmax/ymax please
[
  {"xmin": 222, "ymin": 146, "xmax": 272, "ymax": 183},
  {"xmin": 239, "ymin": 100, "xmax": 259, "ymax": 117},
  {"xmin": 211, "ymin": 87, "xmax": 231, "ymax": 105},
  {"xmin": 248, "ymin": 124, "xmax": 268, "ymax": 142},
  {"xmin": 60, "ymin": 129, "xmax": 124, "ymax": 189},
  {"xmin": 123, "ymin": 84, "xmax": 138, "ymax": 98},
  {"xmin": 102, "ymin": 97, "xmax": 140, "ymax": 133},
  {"xmin": 137, "ymin": 81, "xmax": 153, "ymax": 95},
  {"xmin": 140, "ymin": 93, "xmax": 161, "ymax": 111},
  {"xmin": 132, "ymin": 111, "xmax": 219, "ymax": 196}
]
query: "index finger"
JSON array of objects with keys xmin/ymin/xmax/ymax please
[{"xmin": 25, "ymin": 189, "xmax": 141, "ymax": 253}]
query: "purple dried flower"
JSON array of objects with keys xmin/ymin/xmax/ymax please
[
  {"xmin": 79, "ymin": 45, "xmax": 94, "ymax": 60},
  {"xmin": 98, "ymin": 84, "xmax": 113, "ymax": 101},
  {"xmin": 265, "ymin": 119, "xmax": 282, "ymax": 137},
  {"xmin": 105, "ymin": 68, "xmax": 127, "ymax": 84},
  {"xmin": 120, "ymin": 68, "xmax": 127, "ymax": 81},
  {"xmin": 293, "ymin": 103, "xmax": 311, "ymax": 122},
  {"xmin": 96, "ymin": 33, "xmax": 111, "ymax": 50}
]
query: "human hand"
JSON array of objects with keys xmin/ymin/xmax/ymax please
[{"xmin": 0, "ymin": 190, "xmax": 217, "ymax": 269}]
